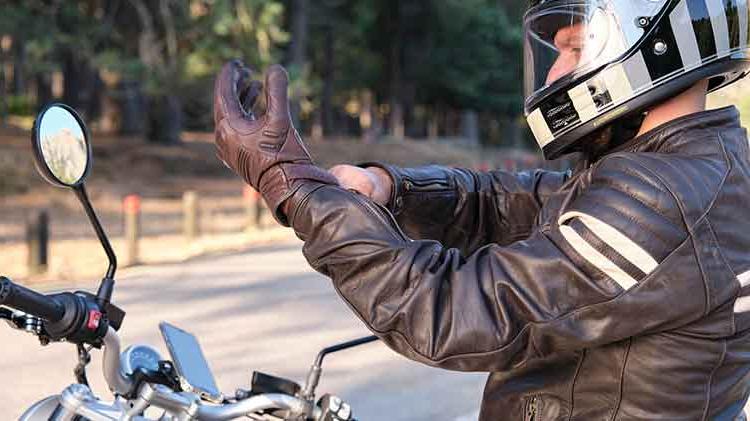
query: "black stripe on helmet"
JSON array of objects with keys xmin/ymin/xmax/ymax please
[
  {"xmin": 686, "ymin": 0, "xmax": 719, "ymax": 59},
  {"xmin": 538, "ymin": 92, "xmax": 580, "ymax": 135},
  {"xmin": 724, "ymin": 0, "xmax": 741, "ymax": 49},
  {"xmin": 642, "ymin": 15, "xmax": 685, "ymax": 81}
]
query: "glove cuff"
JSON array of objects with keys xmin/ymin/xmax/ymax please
[{"xmin": 260, "ymin": 163, "xmax": 338, "ymax": 226}]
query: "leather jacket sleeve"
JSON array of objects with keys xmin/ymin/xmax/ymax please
[
  {"xmin": 288, "ymin": 155, "xmax": 699, "ymax": 372},
  {"xmin": 362, "ymin": 163, "xmax": 569, "ymax": 254}
]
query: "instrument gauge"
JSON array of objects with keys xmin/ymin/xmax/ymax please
[{"xmin": 120, "ymin": 345, "xmax": 162, "ymax": 375}]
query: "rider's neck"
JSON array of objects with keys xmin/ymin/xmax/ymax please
[{"xmin": 636, "ymin": 79, "xmax": 709, "ymax": 137}]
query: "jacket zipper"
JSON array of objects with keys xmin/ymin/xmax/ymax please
[
  {"xmin": 524, "ymin": 396, "xmax": 539, "ymax": 421},
  {"xmin": 402, "ymin": 178, "xmax": 450, "ymax": 192},
  {"xmin": 351, "ymin": 192, "xmax": 410, "ymax": 242}
]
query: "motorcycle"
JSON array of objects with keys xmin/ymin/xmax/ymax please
[{"xmin": 1, "ymin": 103, "xmax": 378, "ymax": 421}]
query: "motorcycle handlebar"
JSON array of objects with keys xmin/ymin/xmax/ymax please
[{"xmin": 0, "ymin": 276, "xmax": 65, "ymax": 322}]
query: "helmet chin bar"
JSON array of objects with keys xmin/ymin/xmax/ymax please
[{"xmin": 538, "ymin": 58, "xmax": 748, "ymax": 160}]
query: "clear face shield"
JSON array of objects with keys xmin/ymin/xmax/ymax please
[{"xmin": 523, "ymin": 0, "xmax": 667, "ymax": 110}]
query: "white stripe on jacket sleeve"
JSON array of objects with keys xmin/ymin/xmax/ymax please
[
  {"xmin": 559, "ymin": 224, "xmax": 639, "ymax": 290},
  {"xmin": 559, "ymin": 211, "xmax": 659, "ymax": 274}
]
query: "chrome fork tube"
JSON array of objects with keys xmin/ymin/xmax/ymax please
[{"xmin": 102, "ymin": 326, "xmax": 134, "ymax": 395}]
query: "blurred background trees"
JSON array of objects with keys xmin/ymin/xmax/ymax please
[{"xmin": 0, "ymin": 0, "xmax": 529, "ymax": 147}]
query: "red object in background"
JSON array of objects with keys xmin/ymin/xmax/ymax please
[
  {"xmin": 123, "ymin": 194, "xmax": 141, "ymax": 214},
  {"xmin": 87, "ymin": 309, "xmax": 102, "ymax": 330},
  {"xmin": 243, "ymin": 186, "xmax": 261, "ymax": 201}
]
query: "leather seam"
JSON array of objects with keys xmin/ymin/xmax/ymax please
[
  {"xmin": 566, "ymin": 349, "xmax": 586, "ymax": 421},
  {"xmin": 591, "ymin": 166, "xmax": 675, "ymax": 223},
  {"xmin": 705, "ymin": 220, "xmax": 739, "ymax": 332},
  {"xmin": 585, "ymin": 203, "xmax": 675, "ymax": 251},
  {"xmin": 701, "ymin": 339, "xmax": 727, "ymax": 421},
  {"xmin": 623, "ymin": 156, "xmax": 714, "ymax": 316},
  {"xmin": 687, "ymin": 132, "xmax": 731, "ymax": 225},
  {"xmin": 623, "ymin": 157, "xmax": 690, "ymax": 230},
  {"xmin": 288, "ymin": 184, "xmax": 330, "ymax": 232},
  {"xmin": 609, "ymin": 339, "xmax": 632, "ymax": 421}
]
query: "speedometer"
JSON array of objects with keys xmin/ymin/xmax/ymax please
[{"xmin": 120, "ymin": 345, "xmax": 162, "ymax": 375}]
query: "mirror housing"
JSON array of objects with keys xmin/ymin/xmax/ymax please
[
  {"xmin": 31, "ymin": 103, "xmax": 92, "ymax": 189},
  {"xmin": 30, "ymin": 103, "xmax": 118, "ymax": 306}
]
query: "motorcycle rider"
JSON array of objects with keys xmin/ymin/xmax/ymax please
[{"xmin": 214, "ymin": 0, "xmax": 750, "ymax": 419}]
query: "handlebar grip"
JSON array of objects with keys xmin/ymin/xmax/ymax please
[{"xmin": 0, "ymin": 276, "xmax": 65, "ymax": 322}]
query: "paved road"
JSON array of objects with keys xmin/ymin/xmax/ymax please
[{"xmin": 0, "ymin": 242, "xmax": 485, "ymax": 420}]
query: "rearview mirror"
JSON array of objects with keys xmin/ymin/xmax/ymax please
[
  {"xmin": 31, "ymin": 104, "xmax": 91, "ymax": 188},
  {"xmin": 30, "ymin": 103, "xmax": 118, "ymax": 304}
]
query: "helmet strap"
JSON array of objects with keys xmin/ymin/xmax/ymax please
[{"xmin": 581, "ymin": 112, "xmax": 646, "ymax": 162}]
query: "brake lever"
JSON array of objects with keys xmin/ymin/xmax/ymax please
[{"xmin": 1, "ymin": 308, "xmax": 51, "ymax": 345}]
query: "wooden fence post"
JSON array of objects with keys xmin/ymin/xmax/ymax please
[
  {"xmin": 26, "ymin": 210, "xmax": 48, "ymax": 275},
  {"xmin": 183, "ymin": 191, "xmax": 200, "ymax": 241},
  {"xmin": 243, "ymin": 186, "xmax": 263, "ymax": 231},
  {"xmin": 123, "ymin": 195, "xmax": 141, "ymax": 266}
]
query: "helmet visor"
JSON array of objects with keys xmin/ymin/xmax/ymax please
[{"xmin": 523, "ymin": 0, "xmax": 666, "ymax": 107}]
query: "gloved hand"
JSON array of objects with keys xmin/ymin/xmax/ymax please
[{"xmin": 213, "ymin": 60, "xmax": 337, "ymax": 225}]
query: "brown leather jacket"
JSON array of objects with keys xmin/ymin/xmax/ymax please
[{"xmin": 287, "ymin": 106, "xmax": 750, "ymax": 420}]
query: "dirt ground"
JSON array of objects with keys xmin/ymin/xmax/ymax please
[{"xmin": 1, "ymin": 126, "xmax": 542, "ymax": 285}]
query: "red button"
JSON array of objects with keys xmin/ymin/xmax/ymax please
[{"xmin": 87, "ymin": 310, "xmax": 102, "ymax": 330}]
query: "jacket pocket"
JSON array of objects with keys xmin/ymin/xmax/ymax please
[{"xmin": 402, "ymin": 178, "xmax": 450, "ymax": 192}]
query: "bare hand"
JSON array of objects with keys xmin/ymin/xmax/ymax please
[{"xmin": 329, "ymin": 165, "xmax": 393, "ymax": 206}]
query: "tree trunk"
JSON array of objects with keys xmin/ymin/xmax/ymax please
[
  {"xmin": 460, "ymin": 110, "xmax": 480, "ymax": 146},
  {"xmin": 0, "ymin": 49, "xmax": 7, "ymax": 124},
  {"xmin": 61, "ymin": 50, "xmax": 101, "ymax": 119},
  {"xmin": 62, "ymin": 49, "xmax": 82, "ymax": 109},
  {"xmin": 311, "ymin": 110, "xmax": 323, "ymax": 141},
  {"xmin": 389, "ymin": 102, "xmax": 404, "ymax": 139},
  {"xmin": 321, "ymin": 25, "xmax": 335, "ymax": 137},
  {"xmin": 147, "ymin": 94, "xmax": 182, "ymax": 144},
  {"xmin": 289, "ymin": 0, "xmax": 308, "ymax": 66},
  {"xmin": 360, "ymin": 90, "xmax": 378, "ymax": 143},
  {"xmin": 12, "ymin": 38, "xmax": 26, "ymax": 95},
  {"xmin": 35, "ymin": 73, "xmax": 53, "ymax": 109},
  {"xmin": 428, "ymin": 108, "xmax": 439, "ymax": 140},
  {"xmin": 387, "ymin": 1, "xmax": 404, "ymax": 139},
  {"xmin": 287, "ymin": 0, "xmax": 308, "ymax": 126},
  {"xmin": 116, "ymin": 80, "xmax": 146, "ymax": 135}
]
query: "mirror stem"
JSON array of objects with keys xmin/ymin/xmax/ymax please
[{"xmin": 74, "ymin": 185, "xmax": 117, "ymax": 304}]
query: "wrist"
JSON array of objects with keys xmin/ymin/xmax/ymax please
[
  {"xmin": 264, "ymin": 163, "xmax": 338, "ymax": 226},
  {"xmin": 366, "ymin": 166, "xmax": 393, "ymax": 206}
]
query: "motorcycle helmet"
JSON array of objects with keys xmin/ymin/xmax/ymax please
[{"xmin": 524, "ymin": 0, "xmax": 750, "ymax": 159}]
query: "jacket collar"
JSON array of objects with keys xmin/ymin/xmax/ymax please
[{"xmin": 608, "ymin": 106, "xmax": 741, "ymax": 155}]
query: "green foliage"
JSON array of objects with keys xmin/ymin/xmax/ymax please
[
  {"xmin": 0, "ymin": 0, "xmax": 529, "ymax": 145},
  {"xmin": 187, "ymin": 0, "xmax": 288, "ymax": 79},
  {"xmin": 422, "ymin": 0, "xmax": 523, "ymax": 113},
  {"xmin": 6, "ymin": 95, "xmax": 34, "ymax": 116}
]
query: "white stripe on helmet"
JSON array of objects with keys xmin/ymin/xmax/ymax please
[{"xmin": 671, "ymin": 0, "xmax": 703, "ymax": 69}]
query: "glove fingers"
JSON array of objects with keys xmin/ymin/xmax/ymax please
[
  {"xmin": 264, "ymin": 64, "xmax": 291, "ymax": 127},
  {"xmin": 214, "ymin": 60, "xmax": 254, "ymax": 125},
  {"xmin": 240, "ymin": 80, "xmax": 263, "ymax": 119}
]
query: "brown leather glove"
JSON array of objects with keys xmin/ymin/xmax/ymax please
[{"xmin": 214, "ymin": 60, "xmax": 337, "ymax": 226}]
